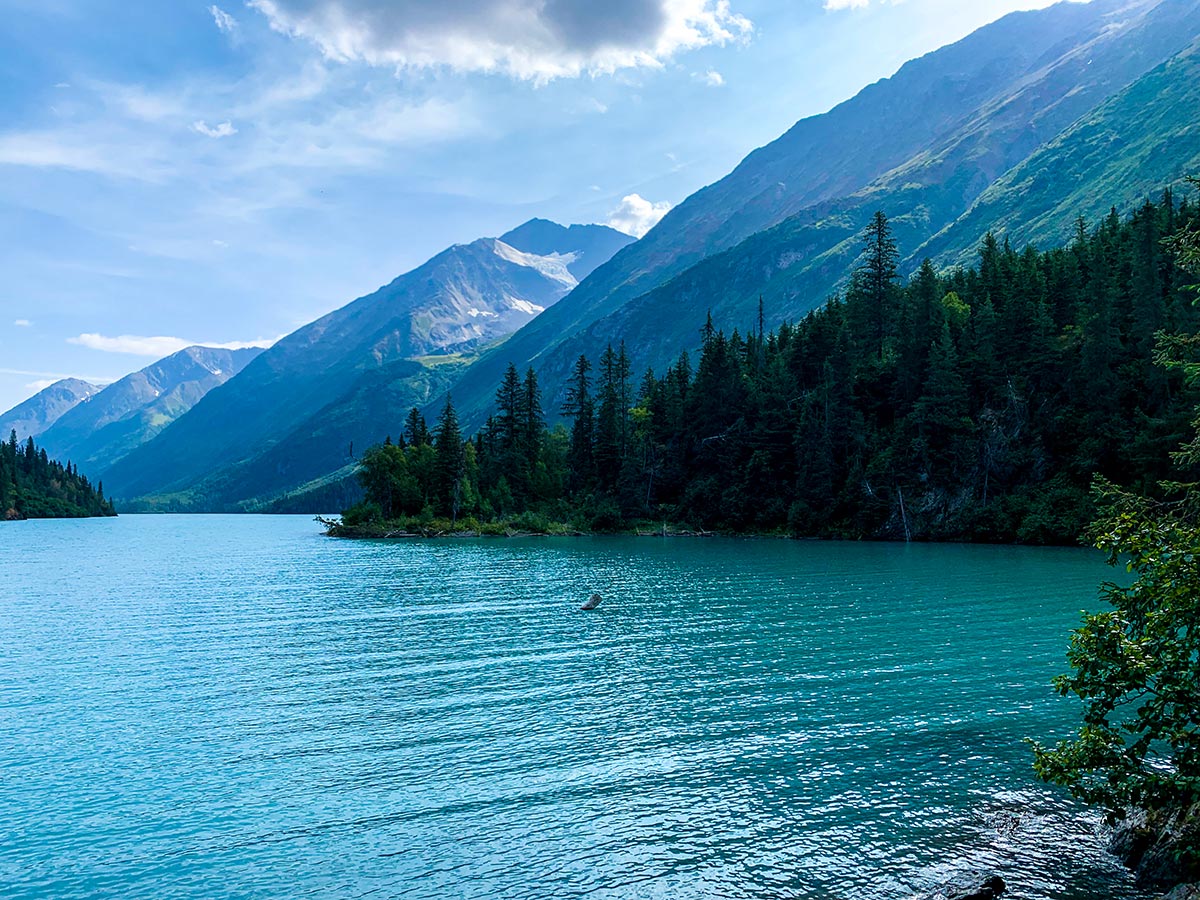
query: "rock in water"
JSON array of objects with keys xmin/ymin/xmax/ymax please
[
  {"xmin": 946, "ymin": 875, "xmax": 1006, "ymax": 900},
  {"xmin": 581, "ymin": 593, "xmax": 603, "ymax": 611},
  {"xmin": 914, "ymin": 874, "xmax": 1006, "ymax": 900}
]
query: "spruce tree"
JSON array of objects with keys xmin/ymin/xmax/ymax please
[
  {"xmin": 433, "ymin": 395, "xmax": 465, "ymax": 521},
  {"xmin": 561, "ymin": 354, "xmax": 595, "ymax": 494}
]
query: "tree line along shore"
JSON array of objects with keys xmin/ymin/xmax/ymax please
[{"xmin": 330, "ymin": 192, "xmax": 1200, "ymax": 547}]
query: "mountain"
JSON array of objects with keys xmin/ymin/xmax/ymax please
[
  {"xmin": 101, "ymin": 221, "xmax": 635, "ymax": 508},
  {"xmin": 37, "ymin": 346, "xmax": 263, "ymax": 474},
  {"xmin": 495, "ymin": 220, "xmax": 635, "ymax": 281},
  {"xmin": 442, "ymin": 0, "xmax": 1200, "ymax": 429},
  {"xmin": 0, "ymin": 378, "xmax": 99, "ymax": 441},
  {"xmin": 99, "ymin": 0, "xmax": 1200, "ymax": 510}
]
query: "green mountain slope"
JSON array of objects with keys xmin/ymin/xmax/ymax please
[
  {"xmin": 444, "ymin": 0, "xmax": 1200, "ymax": 428},
  {"xmin": 37, "ymin": 346, "xmax": 263, "ymax": 474},
  {"xmin": 919, "ymin": 36, "xmax": 1200, "ymax": 263},
  {"xmin": 561, "ymin": 35, "xmax": 1200, "ymax": 398}
]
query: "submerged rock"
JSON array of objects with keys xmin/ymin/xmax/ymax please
[
  {"xmin": 914, "ymin": 873, "xmax": 1006, "ymax": 900},
  {"xmin": 1163, "ymin": 885, "xmax": 1200, "ymax": 900},
  {"xmin": 581, "ymin": 593, "xmax": 603, "ymax": 611},
  {"xmin": 947, "ymin": 876, "xmax": 1005, "ymax": 900}
]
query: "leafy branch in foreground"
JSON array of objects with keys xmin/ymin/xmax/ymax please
[
  {"xmin": 1032, "ymin": 181, "xmax": 1200, "ymax": 879},
  {"xmin": 1032, "ymin": 482, "xmax": 1200, "ymax": 816}
]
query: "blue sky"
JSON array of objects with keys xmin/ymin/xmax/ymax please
[{"xmin": 0, "ymin": 0, "xmax": 1078, "ymax": 411}]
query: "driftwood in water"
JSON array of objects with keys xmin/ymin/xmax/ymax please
[{"xmin": 581, "ymin": 593, "xmax": 603, "ymax": 611}]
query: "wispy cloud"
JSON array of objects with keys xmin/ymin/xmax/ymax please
[
  {"xmin": 606, "ymin": 193, "xmax": 672, "ymax": 238},
  {"xmin": 824, "ymin": 0, "xmax": 872, "ymax": 9},
  {"xmin": 193, "ymin": 120, "xmax": 238, "ymax": 138},
  {"xmin": 694, "ymin": 69, "xmax": 725, "ymax": 86},
  {"xmin": 210, "ymin": 5, "xmax": 239, "ymax": 35},
  {"xmin": 249, "ymin": 0, "xmax": 752, "ymax": 81},
  {"xmin": 0, "ymin": 129, "xmax": 162, "ymax": 179},
  {"xmin": 68, "ymin": 333, "xmax": 280, "ymax": 356},
  {"xmin": 13, "ymin": 319, "xmax": 31, "ymax": 327},
  {"xmin": 0, "ymin": 368, "xmax": 113, "ymax": 385},
  {"xmin": 0, "ymin": 66, "xmax": 482, "ymax": 193}
]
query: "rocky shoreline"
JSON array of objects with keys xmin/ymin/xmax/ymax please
[
  {"xmin": 1109, "ymin": 803, "xmax": 1200, "ymax": 896},
  {"xmin": 932, "ymin": 806, "xmax": 1200, "ymax": 900}
]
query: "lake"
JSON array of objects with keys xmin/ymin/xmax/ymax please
[{"xmin": 0, "ymin": 515, "xmax": 1150, "ymax": 899}]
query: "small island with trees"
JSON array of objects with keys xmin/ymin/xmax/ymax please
[{"xmin": 1, "ymin": 430, "xmax": 116, "ymax": 520}]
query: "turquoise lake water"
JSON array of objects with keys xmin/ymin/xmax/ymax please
[{"xmin": 0, "ymin": 515, "xmax": 1153, "ymax": 899}]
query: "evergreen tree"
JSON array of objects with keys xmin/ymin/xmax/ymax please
[
  {"xmin": 848, "ymin": 211, "xmax": 900, "ymax": 356},
  {"xmin": 0, "ymin": 431, "xmax": 116, "ymax": 520},
  {"xmin": 594, "ymin": 345, "xmax": 627, "ymax": 491},
  {"xmin": 561, "ymin": 354, "xmax": 595, "ymax": 494},
  {"xmin": 433, "ymin": 395, "xmax": 466, "ymax": 521},
  {"xmin": 404, "ymin": 408, "xmax": 430, "ymax": 447}
]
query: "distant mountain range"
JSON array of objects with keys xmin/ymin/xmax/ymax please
[
  {"xmin": 99, "ymin": 220, "xmax": 634, "ymax": 509},
  {"xmin": 0, "ymin": 378, "xmax": 99, "ymax": 441},
  {"xmin": 32, "ymin": 0, "xmax": 1200, "ymax": 512},
  {"xmin": 34, "ymin": 346, "xmax": 263, "ymax": 475}
]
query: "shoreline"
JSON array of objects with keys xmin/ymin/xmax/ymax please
[
  {"xmin": 316, "ymin": 516, "xmax": 1091, "ymax": 548},
  {"xmin": 317, "ymin": 516, "xmax": 718, "ymax": 540}
]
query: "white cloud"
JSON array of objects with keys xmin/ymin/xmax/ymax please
[
  {"xmin": 824, "ymin": 0, "xmax": 872, "ymax": 8},
  {"xmin": 210, "ymin": 5, "xmax": 239, "ymax": 35},
  {"xmin": 193, "ymin": 120, "xmax": 238, "ymax": 138},
  {"xmin": 107, "ymin": 84, "xmax": 183, "ymax": 122},
  {"xmin": 68, "ymin": 333, "xmax": 280, "ymax": 356},
  {"xmin": 13, "ymin": 319, "xmax": 31, "ymax": 327},
  {"xmin": 0, "ymin": 367, "xmax": 114, "ymax": 385},
  {"xmin": 694, "ymin": 68, "xmax": 724, "ymax": 86},
  {"xmin": 0, "ymin": 130, "xmax": 155, "ymax": 179},
  {"xmin": 606, "ymin": 192, "xmax": 672, "ymax": 238},
  {"xmin": 249, "ymin": 0, "xmax": 752, "ymax": 81}
]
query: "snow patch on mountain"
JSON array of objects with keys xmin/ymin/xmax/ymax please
[
  {"xmin": 508, "ymin": 298, "xmax": 546, "ymax": 315},
  {"xmin": 491, "ymin": 240, "xmax": 579, "ymax": 289}
]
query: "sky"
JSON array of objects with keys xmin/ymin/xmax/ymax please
[{"xmin": 0, "ymin": 0, "xmax": 1083, "ymax": 412}]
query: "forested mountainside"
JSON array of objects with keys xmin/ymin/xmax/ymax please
[
  {"xmin": 340, "ymin": 190, "xmax": 1200, "ymax": 544},
  {"xmin": 443, "ymin": 0, "xmax": 1200, "ymax": 431},
  {"xmin": 95, "ymin": 1, "xmax": 1200, "ymax": 514},
  {"xmin": 1, "ymin": 431, "xmax": 115, "ymax": 520}
]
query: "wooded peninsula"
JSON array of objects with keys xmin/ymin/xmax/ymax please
[
  {"xmin": 330, "ymin": 190, "xmax": 1200, "ymax": 545},
  {"xmin": 1, "ymin": 430, "xmax": 116, "ymax": 520}
]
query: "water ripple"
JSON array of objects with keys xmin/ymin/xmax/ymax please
[{"xmin": 0, "ymin": 516, "xmax": 1151, "ymax": 900}]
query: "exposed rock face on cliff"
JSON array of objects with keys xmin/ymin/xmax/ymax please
[{"xmin": 1110, "ymin": 804, "xmax": 1200, "ymax": 890}]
